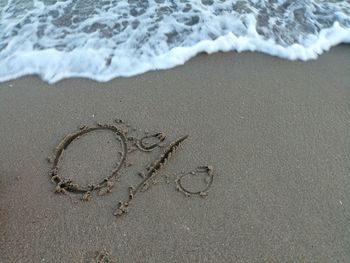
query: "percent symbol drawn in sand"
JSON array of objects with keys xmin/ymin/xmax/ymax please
[{"xmin": 48, "ymin": 119, "xmax": 214, "ymax": 217}]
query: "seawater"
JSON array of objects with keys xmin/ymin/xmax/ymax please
[{"xmin": 0, "ymin": 0, "xmax": 350, "ymax": 83}]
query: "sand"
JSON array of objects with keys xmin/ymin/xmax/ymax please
[{"xmin": 0, "ymin": 45, "xmax": 349, "ymax": 262}]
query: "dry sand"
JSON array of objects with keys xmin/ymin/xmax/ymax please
[{"xmin": 0, "ymin": 45, "xmax": 349, "ymax": 262}]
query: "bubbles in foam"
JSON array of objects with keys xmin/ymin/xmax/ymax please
[{"xmin": 0, "ymin": 0, "xmax": 349, "ymax": 83}]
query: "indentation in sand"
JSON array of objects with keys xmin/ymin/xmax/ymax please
[{"xmin": 48, "ymin": 119, "xmax": 214, "ymax": 217}]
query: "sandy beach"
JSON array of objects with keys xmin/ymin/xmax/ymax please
[{"xmin": 0, "ymin": 45, "xmax": 349, "ymax": 262}]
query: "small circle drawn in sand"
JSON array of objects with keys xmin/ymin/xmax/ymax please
[{"xmin": 175, "ymin": 166, "xmax": 214, "ymax": 197}]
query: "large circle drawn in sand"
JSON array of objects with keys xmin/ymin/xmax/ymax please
[{"xmin": 49, "ymin": 124, "xmax": 127, "ymax": 193}]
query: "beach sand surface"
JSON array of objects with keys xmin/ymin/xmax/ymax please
[{"xmin": 0, "ymin": 46, "xmax": 350, "ymax": 262}]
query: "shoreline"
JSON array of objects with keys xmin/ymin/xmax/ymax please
[{"xmin": 1, "ymin": 45, "xmax": 349, "ymax": 262}]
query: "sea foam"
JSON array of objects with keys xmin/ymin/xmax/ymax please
[{"xmin": 0, "ymin": 0, "xmax": 349, "ymax": 83}]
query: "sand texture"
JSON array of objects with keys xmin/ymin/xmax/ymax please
[{"xmin": 0, "ymin": 46, "xmax": 350, "ymax": 262}]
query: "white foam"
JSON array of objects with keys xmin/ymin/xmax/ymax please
[{"xmin": 0, "ymin": 0, "xmax": 349, "ymax": 83}]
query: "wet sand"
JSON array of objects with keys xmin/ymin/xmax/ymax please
[{"xmin": 0, "ymin": 45, "xmax": 349, "ymax": 262}]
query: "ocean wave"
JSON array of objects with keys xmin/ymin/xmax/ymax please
[{"xmin": 1, "ymin": 0, "xmax": 350, "ymax": 83}]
